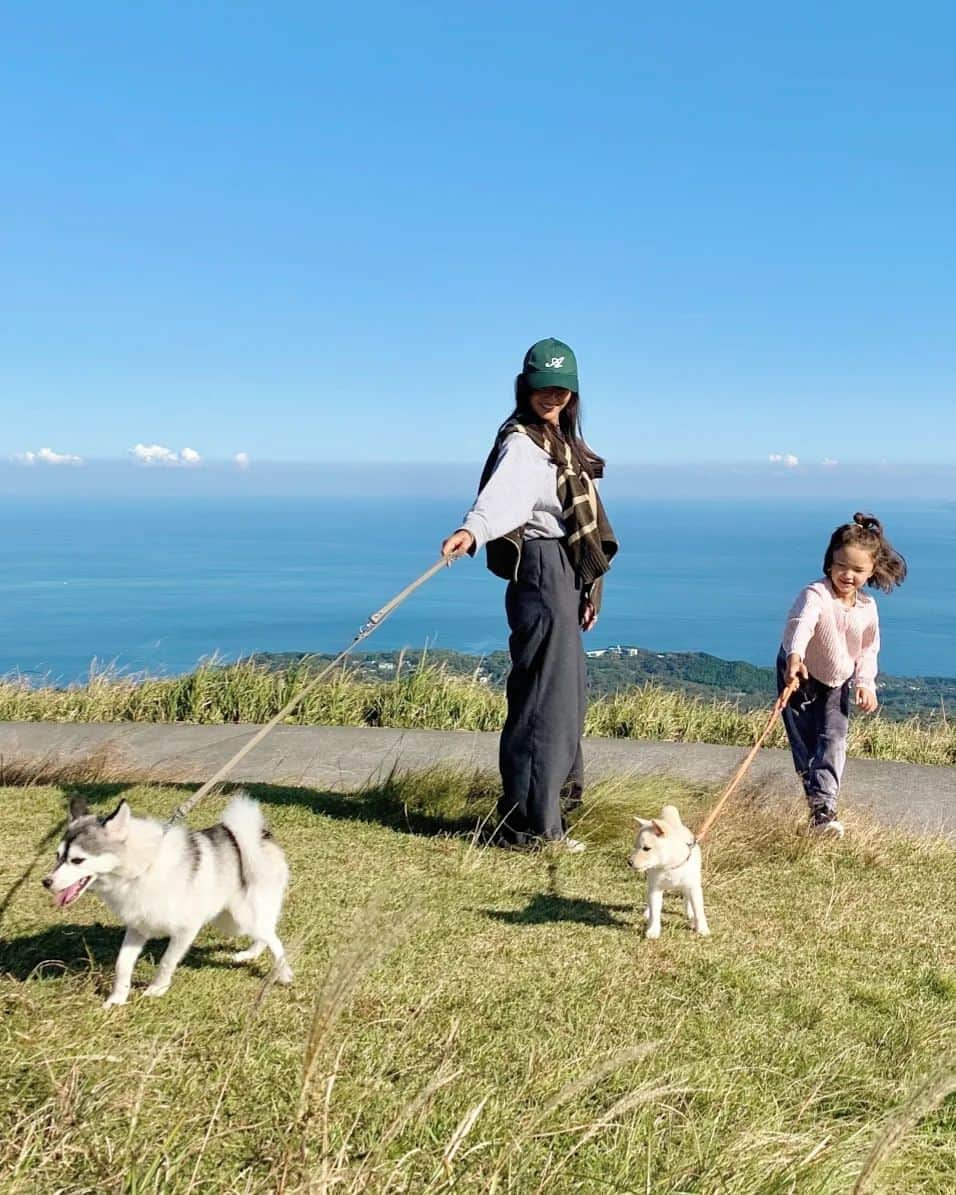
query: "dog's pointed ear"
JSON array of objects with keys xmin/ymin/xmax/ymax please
[
  {"xmin": 659, "ymin": 804, "xmax": 683, "ymax": 827},
  {"xmin": 650, "ymin": 819, "xmax": 668, "ymax": 837},
  {"xmin": 634, "ymin": 816, "xmax": 652, "ymax": 827},
  {"xmin": 68, "ymin": 795, "xmax": 89, "ymax": 821},
  {"xmin": 101, "ymin": 800, "xmax": 131, "ymax": 840}
]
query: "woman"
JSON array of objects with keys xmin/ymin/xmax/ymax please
[{"xmin": 441, "ymin": 337, "xmax": 617, "ymax": 850}]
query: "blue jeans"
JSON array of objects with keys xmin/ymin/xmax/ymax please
[{"xmin": 776, "ymin": 648, "xmax": 850, "ymax": 818}]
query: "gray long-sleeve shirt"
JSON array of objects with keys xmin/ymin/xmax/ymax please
[{"xmin": 461, "ymin": 433, "xmax": 565, "ymax": 551}]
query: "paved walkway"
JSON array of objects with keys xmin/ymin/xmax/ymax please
[{"xmin": 0, "ymin": 721, "xmax": 952, "ymax": 835}]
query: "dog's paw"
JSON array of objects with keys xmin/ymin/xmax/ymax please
[
  {"xmin": 143, "ymin": 981, "xmax": 170, "ymax": 998},
  {"xmin": 275, "ymin": 962, "xmax": 294, "ymax": 985},
  {"xmin": 644, "ymin": 926, "xmax": 661, "ymax": 940},
  {"xmin": 231, "ymin": 946, "xmax": 264, "ymax": 964},
  {"xmin": 694, "ymin": 925, "xmax": 711, "ymax": 937},
  {"xmin": 102, "ymin": 993, "xmax": 128, "ymax": 1009}
]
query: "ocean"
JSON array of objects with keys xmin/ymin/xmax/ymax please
[{"xmin": 1, "ymin": 495, "xmax": 954, "ymax": 684}]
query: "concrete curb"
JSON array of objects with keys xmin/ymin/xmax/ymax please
[{"xmin": 0, "ymin": 721, "xmax": 952, "ymax": 836}]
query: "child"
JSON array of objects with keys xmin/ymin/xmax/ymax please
[{"xmin": 778, "ymin": 512, "xmax": 907, "ymax": 837}]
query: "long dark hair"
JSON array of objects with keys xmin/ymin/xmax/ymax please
[
  {"xmin": 505, "ymin": 374, "xmax": 606, "ymax": 478},
  {"xmin": 823, "ymin": 512, "xmax": 907, "ymax": 593}
]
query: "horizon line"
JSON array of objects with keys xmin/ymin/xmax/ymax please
[{"xmin": 3, "ymin": 456, "xmax": 956, "ymax": 471}]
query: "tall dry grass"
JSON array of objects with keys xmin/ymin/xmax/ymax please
[{"xmin": 2, "ymin": 658, "xmax": 954, "ymax": 766}]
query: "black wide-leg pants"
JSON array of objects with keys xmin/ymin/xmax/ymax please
[{"xmin": 497, "ymin": 538, "xmax": 587, "ymax": 844}]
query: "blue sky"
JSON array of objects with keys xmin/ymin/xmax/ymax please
[{"xmin": 2, "ymin": 2, "xmax": 956, "ymax": 479}]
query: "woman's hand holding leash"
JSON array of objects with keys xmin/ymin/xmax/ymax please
[
  {"xmin": 580, "ymin": 600, "xmax": 597, "ymax": 631},
  {"xmin": 441, "ymin": 529, "xmax": 474, "ymax": 559},
  {"xmin": 856, "ymin": 686, "xmax": 878, "ymax": 713}
]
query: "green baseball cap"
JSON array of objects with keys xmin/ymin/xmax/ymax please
[{"xmin": 523, "ymin": 337, "xmax": 578, "ymax": 392}]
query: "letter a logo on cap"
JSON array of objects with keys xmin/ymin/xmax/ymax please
[{"xmin": 523, "ymin": 338, "xmax": 578, "ymax": 392}]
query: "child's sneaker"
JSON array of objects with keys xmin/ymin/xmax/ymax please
[
  {"xmin": 558, "ymin": 836, "xmax": 586, "ymax": 854},
  {"xmin": 808, "ymin": 812, "xmax": 844, "ymax": 839}
]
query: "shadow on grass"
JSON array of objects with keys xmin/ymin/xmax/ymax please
[
  {"xmin": 8, "ymin": 766, "xmax": 602, "ymax": 853},
  {"xmin": 479, "ymin": 859, "xmax": 634, "ymax": 929},
  {"xmin": 12, "ymin": 773, "xmax": 493, "ymax": 860},
  {"xmin": 241, "ymin": 774, "xmax": 495, "ymax": 840},
  {"xmin": 483, "ymin": 893, "xmax": 632, "ymax": 928},
  {"xmin": 0, "ymin": 921, "xmax": 249, "ymax": 983}
]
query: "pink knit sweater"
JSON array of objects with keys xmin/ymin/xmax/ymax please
[{"xmin": 781, "ymin": 579, "xmax": 880, "ymax": 690}]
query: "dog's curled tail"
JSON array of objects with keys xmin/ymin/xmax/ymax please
[{"xmin": 220, "ymin": 793, "xmax": 284, "ymax": 885}]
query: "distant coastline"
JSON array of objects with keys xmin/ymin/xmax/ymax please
[{"xmin": 254, "ymin": 646, "xmax": 956, "ymax": 721}]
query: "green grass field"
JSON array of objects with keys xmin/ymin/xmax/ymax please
[
  {"xmin": 2, "ymin": 658, "xmax": 955, "ymax": 766},
  {"xmin": 1, "ymin": 772, "xmax": 953, "ymax": 1193}
]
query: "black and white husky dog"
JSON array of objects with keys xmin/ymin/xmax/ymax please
[{"xmin": 43, "ymin": 794, "xmax": 293, "ymax": 1007}]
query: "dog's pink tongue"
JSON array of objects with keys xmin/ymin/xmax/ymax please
[{"xmin": 55, "ymin": 879, "xmax": 86, "ymax": 908}]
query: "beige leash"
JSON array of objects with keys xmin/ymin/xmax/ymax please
[
  {"xmin": 693, "ymin": 677, "xmax": 799, "ymax": 844},
  {"xmin": 170, "ymin": 555, "xmax": 458, "ymax": 823}
]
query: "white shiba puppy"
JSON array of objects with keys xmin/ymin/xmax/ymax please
[
  {"xmin": 627, "ymin": 804, "xmax": 709, "ymax": 939},
  {"xmin": 42, "ymin": 793, "xmax": 293, "ymax": 1007}
]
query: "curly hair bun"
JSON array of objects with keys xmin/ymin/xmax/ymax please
[
  {"xmin": 827, "ymin": 512, "xmax": 906, "ymax": 592},
  {"xmin": 853, "ymin": 512, "xmax": 883, "ymax": 534}
]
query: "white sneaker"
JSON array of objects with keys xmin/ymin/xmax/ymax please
[
  {"xmin": 561, "ymin": 837, "xmax": 586, "ymax": 854},
  {"xmin": 808, "ymin": 816, "xmax": 844, "ymax": 839}
]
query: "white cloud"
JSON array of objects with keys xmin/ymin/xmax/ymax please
[
  {"xmin": 768, "ymin": 453, "xmax": 800, "ymax": 468},
  {"xmin": 234, "ymin": 451, "xmax": 250, "ymax": 470},
  {"xmin": 12, "ymin": 447, "xmax": 83, "ymax": 466},
  {"xmin": 131, "ymin": 443, "xmax": 178, "ymax": 465},
  {"xmin": 821, "ymin": 457, "xmax": 839, "ymax": 468},
  {"xmin": 39, "ymin": 447, "xmax": 83, "ymax": 465},
  {"xmin": 130, "ymin": 444, "xmax": 202, "ymax": 467}
]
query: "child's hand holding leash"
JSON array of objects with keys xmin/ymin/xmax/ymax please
[
  {"xmin": 856, "ymin": 686, "xmax": 879, "ymax": 713},
  {"xmin": 785, "ymin": 653, "xmax": 809, "ymax": 685},
  {"xmin": 774, "ymin": 675, "xmax": 800, "ymax": 713}
]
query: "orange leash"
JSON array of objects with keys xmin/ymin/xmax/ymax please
[{"xmin": 694, "ymin": 677, "xmax": 799, "ymax": 844}]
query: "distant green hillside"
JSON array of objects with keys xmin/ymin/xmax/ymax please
[{"xmin": 254, "ymin": 646, "xmax": 956, "ymax": 721}]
